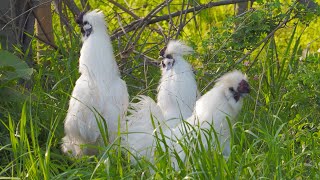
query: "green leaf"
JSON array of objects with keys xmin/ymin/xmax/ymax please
[
  {"xmin": 0, "ymin": 86, "xmax": 29, "ymax": 102},
  {"xmin": 0, "ymin": 50, "xmax": 33, "ymax": 81}
]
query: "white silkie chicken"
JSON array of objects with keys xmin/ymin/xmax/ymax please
[
  {"xmin": 166, "ymin": 70, "xmax": 250, "ymax": 168},
  {"xmin": 158, "ymin": 40, "xmax": 199, "ymax": 126},
  {"xmin": 62, "ymin": 10, "xmax": 129, "ymax": 157},
  {"xmin": 124, "ymin": 40, "xmax": 198, "ymax": 160}
]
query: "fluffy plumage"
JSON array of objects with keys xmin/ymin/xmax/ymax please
[
  {"xmin": 166, "ymin": 70, "xmax": 250, "ymax": 168},
  {"xmin": 124, "ymin": 96, "xmax": 165, "ymax": 159},
  {"xmin": 158, "ymin": 40, "xmax": 198, "ymax": 126},
  {"xmin": 62, "ymin": 10, "xmax": 129, "ymax": 157},
  {"xmin": 124, "ymin": 40, "xmax": 198, "ymax": 160}
]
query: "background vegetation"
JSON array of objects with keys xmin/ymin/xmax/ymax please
[{"xmin": 0, "ymin": 0, "xmax": 319, "ymax": 179}]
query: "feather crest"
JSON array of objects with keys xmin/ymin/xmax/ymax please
[{"xmin": 165, "ymin": 40, "xmax": 194, "ymax": 56}]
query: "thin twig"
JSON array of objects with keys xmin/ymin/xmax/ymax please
[
  {"xmin": 111, "ymin": 0, "xmax": 252, "ymax": 40},
  {"xmin": 108, "ymin": 0, "xmax": 140, "ymax": 19},
  {"xmin": 246, "ymin": 40, "xmax": 269, "ymax": 73},
  {"xmin": 34, "ymin": 34, "xmax": 58, "ymax": 50},
  {"xmin": 80, "ymin": 0, "xmax": 91, "ymax": 11},
  {"xmin": 175, "ymin": 0, "xmax": 187, "ymax": 39},
  {"xmin": 53, "ymin": 0, "xmax": 73, "ymax": 32},
  {"xmin": 63, "ymin": 0, "xmax": 80, "ymax": 16},
  {"xmin": 132, "ymin": 50, "xmax": 159, "ymax": 65},
  {"xmin": 201, "ymin": 1, "xmax": 297, "ymax": 92},
  {"xmin": 124, "ymin": 0, "xmax": 172, "ymax": 50},
  {"xmin": 115, "ymin": 12, "xmax": 130, "ymax": 39},
  {"xmin": 1, "ymin": 0, "xmax": 52, "ymax": 31},
  {"xmin": 233, "ymin": 5, "xmax": 295, "ymax": 66},
  {"xmin": 166, "ymin": 0, "xmax": 173, "ymax": 40}
]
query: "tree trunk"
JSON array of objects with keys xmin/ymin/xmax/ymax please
[{"xmin": 34, "ymin": 0, "xmax": 54, "ymax": 64}]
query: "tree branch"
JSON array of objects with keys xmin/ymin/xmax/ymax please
[
  {"xmin": 297, "ymin": 0, "xmax": 319, "ymax": 10},
  {"xmin": 63, "ymin": 0, "xmax": 80, "ymax": 16},
  {"xmin": 122, "ymin": 0, "xmax": 172, "ymax": 52},
  {"xmin": 107, "ymin": 0, "xmax": 140, "ymax": 20},
  {"xmin": 53, "ymin": 0, "xmax": 73, "ymax": 32},
  {"xmin": 110, "ymin": 0, "xmax": 252, "ymax": 40},
  {"xmin": 201, "ymin": 1, "xmax": 297, "ymax": 92},
  {"xmin": 233, "ymin": 7, "xmax": 294, "ymax": 66}
]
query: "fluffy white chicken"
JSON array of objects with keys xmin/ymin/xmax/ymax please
[
  {"xmin": 62, "ymin": 10, "xmax": 129, "ymax": 157},
  {"xmin": 166, "ymin": 70, "xmax": 250, "ymax": 168},
  {"xmin": 158, "ymin": 40, "xmax": 199, "ymax": 126},
  {"xmin": 124, "ymin": 40, "xmax": 198, "ymax": 160}
]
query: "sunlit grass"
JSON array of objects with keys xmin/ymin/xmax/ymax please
[{"xmin": 0, "ymin": 0, "xmax": 319, "ymax": 179}]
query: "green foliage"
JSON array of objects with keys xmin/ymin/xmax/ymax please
[
  {"xmin": 284, "ymin": 54, "xmax": 320, "ymax": 113},
  {"xmin": 294, "ymin": 0, "xmax": 320, "ymax": 24},
  {"xmin": 0, "ymin": 49, "xmax": 34, "ymax": 141},
  {"xmin": 232, "ymin": 9, "xmax": 276, "ymax": 50},
  {"xmin": 0, "ymin": 50, "xmax": 33, "ymax": 82}
]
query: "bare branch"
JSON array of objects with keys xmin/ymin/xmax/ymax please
[
  {"xmin": 1, "ymin": 0, "xmax": 52, "ymax": 31},
  {"xmin": 53, "ymin": 0, "xmax": 73, "ymax": 32},
  {"xmin": 111, "ymin": 0, "xmax": 253, "ymax": 40},
  {"xmin": 34, "ymin": 34, "xmax": 59, "ymax": 50},
  {"xmin": 124, "ymin": 0, "xmax": 172, "ymax": 50},
  {"xmin": 63, "ymin": 0, "xmax": 80, "ymax": 16},
  {"xmin": 201, "ymin": 1, "xmax": 297, "ymax": 92},
  {"xmin": 233, "ymin": 8, "xmax": 294, "ymax": 66},
  {"xmin": 80, "ymin": 0, "xmax": 91, "ymax": 11},
  {"xmin": 108, "ymin": 0, "xmax": 140, "ymax": 19}
]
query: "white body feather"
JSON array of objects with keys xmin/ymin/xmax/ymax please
[
  {"xmin": 62, "ymin": 10, "xmax": 129, "ymax": 157},
  {"xmin": 166, "ymin": 70, "xmax": 248, "ymax": 168},
  {"xmin": 157, "ymin": 41, "xmax": 198, "ymax": 126},
  {"xmin": 124, "ymin": 40, "xmax": 198, "ymax": 160},
  {"xmin": 124, "ymin": 95, "xmax": 165, "ymax": 159}
]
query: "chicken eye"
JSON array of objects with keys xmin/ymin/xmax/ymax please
[
  {"xmin": 229, "ymin": 87, "xmax": 235, "ymax": 92},
  {"xmin": 84, "ymin": 21, "xmax": 88, "ymax": 25}
]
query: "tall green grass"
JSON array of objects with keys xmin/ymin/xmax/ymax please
[{"xmin": 1, "ymin": 1, "xmax": 319, "ymax": 179}]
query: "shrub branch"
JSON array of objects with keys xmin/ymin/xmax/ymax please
[{"xmin": 110, "ymin": 0, "xmax": 253, "ymax": 40}]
